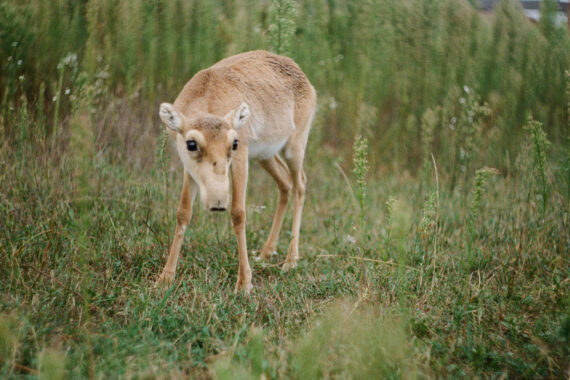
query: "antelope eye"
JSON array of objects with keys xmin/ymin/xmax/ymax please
[
  {"xmin": 232, "ymin": 139, "xmax": 238, "ymax": 151},
  {"xmin": 186, "ymin": 140, "xmax": 198, "ymax": 151}
]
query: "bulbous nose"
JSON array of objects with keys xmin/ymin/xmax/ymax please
[{"xmin": 203, "ymin": 173, "xmax": 229, "ymax": 212}]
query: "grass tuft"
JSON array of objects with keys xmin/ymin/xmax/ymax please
[
  {"xmin": 291, "ymin": 301, "xmax": 420, "ymax": 379},
  {"xmin": 38, "ymin": 349, "xmax": 66, "ymax": 380}
]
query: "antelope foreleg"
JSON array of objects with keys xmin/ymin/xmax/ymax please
[
  {"xmin": 156, "ymin": 172, "xmax": 196, "ymax": 286},
  {"xmin": 231, "ymin": 149, "xmax": 252, "ymax": 293}
]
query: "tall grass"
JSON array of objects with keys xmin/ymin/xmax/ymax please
[{"xmin": 1, "ymin": 0, "xmax": 568, "ymax": 170}]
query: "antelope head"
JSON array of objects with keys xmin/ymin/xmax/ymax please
[{"xmin": 159, "ymin": 102, "xmax": 250, "ymax": 211}]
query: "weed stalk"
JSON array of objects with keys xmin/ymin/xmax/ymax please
[
  {"xmin": 353, "ymin": 135, "xmax": 369, "ymax": 241},
  {"xmin": 524, "ymin": 116, "xmax": 550, "ymax": 216},
  {"xmin": 269, "ymin": 0, "xmax": 297, "ymax": 55},
  {"xmin": 467, "ymin": 167, "xmax": 498, "ymax": 264}
]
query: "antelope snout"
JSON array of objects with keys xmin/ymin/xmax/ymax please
[
  {"xmin": 205, "ymin": 186, "xmax": 229, "ymax": 212},
  {"xmin": 199, "ymin": 172, "xmax": 230, "ymax": 212},
  {"xmin": 209, "ymin": 200, "xmax": 227, "ymax": 212}
]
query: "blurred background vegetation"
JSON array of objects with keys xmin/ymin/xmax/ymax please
[
  {"xmin": 1, "ymin": 0, "xmax": 569, "ymax": 378},
  {"xmin": 1, "ymin": 0, "xmax": 568, "ymax": 170}
]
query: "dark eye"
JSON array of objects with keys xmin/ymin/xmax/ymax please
[
  {"xmin": 186, "ymin": 140, "xmax": 198, "ymax": 151},
  {"xmin": 232, "ymin": 139, "xmax": 238, "ymax": 151}
]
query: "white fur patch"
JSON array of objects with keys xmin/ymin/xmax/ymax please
[{"xmin": 248, "ymin": 138, "xmax": 288, "ymax": 160}]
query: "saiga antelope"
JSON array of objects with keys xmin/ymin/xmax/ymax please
[{"xmin": 156, "ymin": 51, "xmax": 316, "ymax": 293}]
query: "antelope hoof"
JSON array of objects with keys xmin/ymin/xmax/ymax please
[
  {"xmin": 155, "ymin": 270, "xmax": 175, "ymax": 287},
  {"xmin": 281, "ymin": 261, "xmax": 298, "ymax": 273},
  {"xmin": 234, "ymin": 280, "xmax": 253, "ymax": 294},
  {"xmin": 254, "ymin": 249, "xmax": 277, "ymax": 262}
]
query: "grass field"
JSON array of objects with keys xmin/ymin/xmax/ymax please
[{"xmin": 1, "ymin": 0, "xmax": 569, "ymax": 378}]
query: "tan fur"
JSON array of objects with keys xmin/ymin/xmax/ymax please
[{"xmin": 156, "ymin": 51, "xmax": 316, "ymax": 293}]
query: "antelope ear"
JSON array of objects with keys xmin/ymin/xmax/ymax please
[
  {"xmin": 224, "ymin": 102, "xmax": 250, "ymax": 130},
  {"xmin": 159, "ymin": 103, "xmax": 184, "ymax": 133}
]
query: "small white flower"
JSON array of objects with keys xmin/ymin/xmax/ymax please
[
  {"xmin": 346, "ymin": 234, "xmax": 356, "ymax": 244},
  {"xmin": 65, "ymin": 88, "xmax": 71, "ymax": 95},
  {"xmin": 96, "ymin": 68, "xmax": 110, "ymax": 80},
  {"xmin": 18, "ymin": 75, "xmax": 24, "ymax": 82},
  {"xmin": 463, "ymin": 85, "xmax": 470, "ymax": 94},
  {"xmin": 329, "ymin": 97, "xmax": 337, "ymax": 110},
  {"xmin": 52, "ymin": 96, "xmax": 57, "ymax": 102},
  {"xmin": 249, "ymin": 204, "xmax": 267, "ymax": 213},
  {"xmin": 459, "ymin": 97, "xmax": 465, "ymax": 105},
  {"xmin": 17, "ymin": 59, "xmax": 22, "ymax": 66},
  {"xmin": 451, "ymin": 117, "xmax": 457, "ymax": 124},
  {"xmin": 11, "ymin": 41, "xmax": 18, "ymax": 47},
  {"xmin": 63, "ymin": 53, "xmax": 78, "ymax": 67}
]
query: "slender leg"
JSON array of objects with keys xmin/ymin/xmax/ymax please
[
  {"xmin": 155, "ymin": 172, "xmax": 197, "ymax": 286},
  {"xmin": 279, "ymin": 91, "xmax": 314, "ymax": 272},
  {"xmin": 282, "ymin": 160, "xmax": 306, "ymax": 272},
  {"xmin": 231, "ymin": 148, "xmax": 252, "ymax": 293},
  {"xmin": 281, "ymin": 121, "xmax": 310, "ymax": 272},
  {"xmin": 257, "ymin": 155, "xmax": 292, "ymax": 261}
]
